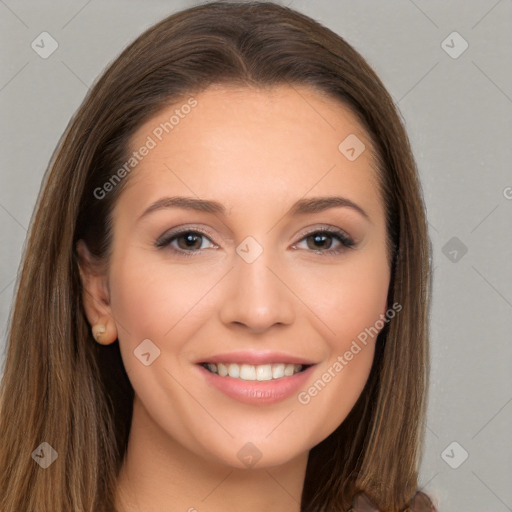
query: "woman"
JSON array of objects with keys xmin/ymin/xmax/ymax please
[{"xmin": 0, "ymin": 2, "xmax": 435, "ymax": 511}]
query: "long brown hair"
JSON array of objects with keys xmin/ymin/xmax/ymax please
[{"xmin": 0, "ymin": 2, "xmax": 432, "ymax": 511}]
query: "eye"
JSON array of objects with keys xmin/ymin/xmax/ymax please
[
  {"xmin": 155, "ymin": 229, "xmax": 217, "ymax": 254},
  {"xmin": 293, "ymin": 228, "xmax": 355, "ymax": 255}
]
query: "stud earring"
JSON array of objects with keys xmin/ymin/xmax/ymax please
[{"xmin": 92, "ymin": 324, "xmax": 106, "ymax": 343}]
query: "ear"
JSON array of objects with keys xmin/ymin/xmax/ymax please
[{"xmin": 76, "ymin": 239, "xmax": 118, "ymax": 345}]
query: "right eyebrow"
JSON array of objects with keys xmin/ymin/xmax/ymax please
[{"xmin": 137, "ymin": 196, "xmax": 226, "ymax": 222}]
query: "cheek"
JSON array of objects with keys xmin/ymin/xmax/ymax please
[
  {"xmin": 290, "ymin": 251, "xmax": 390, "ymax": 438},
  {"xmin": 108, "ymin": 247, "xmax": 217, "ymax": 338},
  {"xmin": 106, "ymin": 250, "xmax": 224, "ymax": 420},
  {"xmin": 294, "ymin": 249, "xmax": 390, "ymax": 347}
]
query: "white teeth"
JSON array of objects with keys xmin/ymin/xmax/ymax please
[
  {"xmin": 284, "ymin": 364, "xmax": 295, "ymax": 376},
  {"xmin": 272, "ymin": 363, "xmax": 285, "ymax": 379},
  {"xmin": 227, "ymin": 363, "xmax": 239, "ymax": 378},
  {"xmin": 217, "ymin": 363, "xmax": 228, "ymax": 377},
  {"xmin": 239, "ymin": 364, "xmax": 256, "ymax": 381},
  {"xmin": 256, "ymin": 365, "xmax": 273, "ymax": 381},
  {"xmin": 204, "ymin": 362, "xmax": 304, "ymax": 380}
]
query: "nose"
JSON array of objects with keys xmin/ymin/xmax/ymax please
[{"xmin": 218, "ymin": 248, "xmax": 296, "ymax": 334}]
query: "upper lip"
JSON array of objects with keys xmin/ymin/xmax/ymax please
[{"xmin": 197, "ymin": 350, "xmax": 317, "ymax": 366}]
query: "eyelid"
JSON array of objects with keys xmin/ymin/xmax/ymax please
[
  {"xmin": 293, "ymin": 224, "xmax": 354, "ymax": 244},
  {"xmin": 290, "ymin": 225, "xmax": 356, "ymax": 255},
  {"xmin": 155, "ymin": 224, "xmax": 219, "ymax": 248}
]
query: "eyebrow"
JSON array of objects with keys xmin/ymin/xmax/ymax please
[{"xmin": 137, "ymin": 195, "xmax": 369, "ymax": 221}]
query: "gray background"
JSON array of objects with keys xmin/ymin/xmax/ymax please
[{"xmin": 1, "ymin": 1, "xmax": 511, "ymax": 510}]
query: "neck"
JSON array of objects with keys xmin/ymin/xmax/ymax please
[{"xmin": 115, "ymin": 396, "xmax": 308, "ymax": 512}]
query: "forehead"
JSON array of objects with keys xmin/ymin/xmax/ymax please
[{"xmin": 115, "ymin": 84, "xmax": 383, "ymax": 223}]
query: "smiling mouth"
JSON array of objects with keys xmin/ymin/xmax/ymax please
[{"xmin": 200, "ymin": 362, "xmax": 310, "ymax": 381}]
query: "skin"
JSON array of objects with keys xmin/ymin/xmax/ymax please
[{"xmin": 77, "ymin": 84, "xmax": 391, "ymax": 512}]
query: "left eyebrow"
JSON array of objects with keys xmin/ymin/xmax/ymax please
[{"xmin": 289, "ymin": 196, "xmax": 369, "ymax": 220}]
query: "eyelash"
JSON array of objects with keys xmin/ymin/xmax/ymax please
[
  {"xmin": 294, "ymin": 228, "xmax": 356, "ymax": 255},
  {"xmin": 155, "ymin": 226, "xmax": 355, "ymax": 257}
]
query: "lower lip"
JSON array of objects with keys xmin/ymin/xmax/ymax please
[{"xmin": 197, "ymin": 364, "xmax": 316, "ymax": 405}]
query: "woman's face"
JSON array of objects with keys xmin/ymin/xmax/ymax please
[{"xmin": 88, "ymin": 84, "xmax": 390, "ymax": 468}]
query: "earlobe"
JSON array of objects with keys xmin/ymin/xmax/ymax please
[
  {"xmin": 76, "ymin": 239, "xmax": 118, "ymax": 345},
  {"xmin": 91, "ymin": 320, "xmax": 117, "ymax": 345}
]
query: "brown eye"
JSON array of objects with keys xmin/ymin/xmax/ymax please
[
  {"xmin": 295, "ymin": 228, "xmax": 355, "ymax": 254},
  {"xmin": 155, "ymin": 229, "xmax": 216, "ymax": 253},
  {"xmin": 176, "ymin": 232, "xmax": 204, "ymax": 250},
  {"xmin": 306, "ymin": 233, "xmax": 335, "ymax": 250}
]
